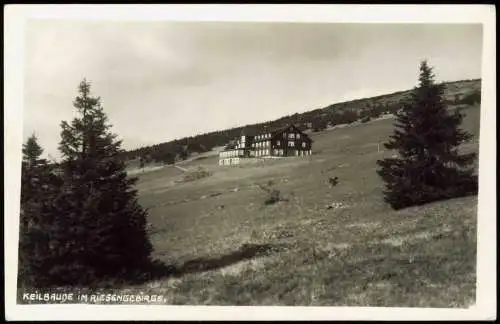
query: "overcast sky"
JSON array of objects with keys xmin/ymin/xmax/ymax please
[{"xmin": 23, "ymin": 21, "xmax": 483, "ymax": 159}]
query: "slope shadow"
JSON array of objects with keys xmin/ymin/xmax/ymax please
[
  {"xmin": 17, "ymin": 243, "xmax": 284, "ymax": 290},
  {"xmin": 152, "ymin": 243, "xmax": 284, "ymax": 279},
  {"xmin": 102, "ymin": 242, "xmax": 286, "ymax": 288}
]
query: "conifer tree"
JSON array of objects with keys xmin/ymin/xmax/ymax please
[
  {"xmin": 376, "ymin": 61, "xmax": 478, "ymax": 210},
  {"xmin": 47, "ymin": 79, "xmax": 154, "ymax": 286},
  {"xmin": 21, "ymin": 133, "xmax": 47, "ymax": 205},
  {"xmin": 19, "ymin": 134, "xmax": 63, "ymax": 287},
  {"xmin": 22, "ymin": 133, "xmax": 45, "ymax": 167}
]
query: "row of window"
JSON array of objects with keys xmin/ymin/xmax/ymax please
[
  {"xmin": 255, "ymin": 133, "xmax": 271, "ymax": 140},
  {"xmin": 252, "ymin": 140, "xmax": 308, "ymax": 148},
  {"xmin": 280, "ymin": 141, "xmax": 307, "ymax": 148},
  {"xmin": 296, "ymin": 150, "xmax": 312, "ymax": 156},
  {"xmin": 220, "ymin": 150, "xmax": 243, "ymax": 158},
  {"xmin": 219, "ymin": 158, "xmax": 240, "ymax": 165},
  {"xmin": 252, "ymin": 141, "xmax": 271, "ymax": 148},
  {"xmin": 250, "ymin": 149, "xmax": 312, "ymax": 157},
  {"xmin": 272, "ymin": 149, "xmax": 311, "ymax": 156},
  {"xmin": 251, "ymin": 149, "xmax": 270, "ymax": 157},
  {"xmin": 254, "ymin": 132, "xmax": 302, "ymax": 141},
  {"xmin": 282, "ymin": 133, "xmax": 301, "ymax": 140},
  {"xmin": 288, "ymin": 141, "xmax": 307, "ymax": 148}
]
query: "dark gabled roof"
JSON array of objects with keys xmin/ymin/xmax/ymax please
[
  {"xmin": 271, "ymin": 124, "xmax": 313, "ymax": 142},
  {"xmin": 240, "ymin": 123, "xmax": 312, "ymax": 141},
  {"xmin": 244, "ymin": 124, "xmax": 295, "ymax": 137},
  {"xmin": 270, "ymin": 124, "xmax": 294, "ymax": 135},
  {"xmin": 270, "ymin": 124, "xmax": 306, "ymax": 135}
]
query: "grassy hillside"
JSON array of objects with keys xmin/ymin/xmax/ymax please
[
  {"xmin": 122, "ymin": 79, "xmax": 481, "ymax": 164},
  {"xmin": 124, "ymin": 103, "xmax": 480, "ymax": 307},
  {"xmin": 320, "ymin": 78, "xmax": 481, "ymax": 111}
]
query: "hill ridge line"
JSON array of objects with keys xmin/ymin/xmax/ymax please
[{"xmin": 123, "ymin": 78, "xmax": 481, "ymax": 162}]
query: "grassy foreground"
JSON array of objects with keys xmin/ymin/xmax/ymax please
[{"xmin": 129, "ymin": 105, "xmax": 480, "ymax": 307}]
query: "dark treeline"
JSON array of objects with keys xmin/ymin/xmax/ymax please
[{"xmin": 123, "ymin": 79, "xmax": 481, "ymax": 165}]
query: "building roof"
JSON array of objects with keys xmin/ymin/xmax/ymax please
[
  {"xmin": 270, "ymin": 124, "xmax": 294, "ymax": 135},
  {"xmin": 222, "ymin": 123, "xmax": 312, "ymax": 151},
  {"xmin": 242, "ymin": 124, "xmax": 297, "ymax": 137}
]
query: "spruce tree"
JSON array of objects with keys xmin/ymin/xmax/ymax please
[
  {"xmin": 19, "ymin": 134, "xmax": 63, "ymax": 287},
  {"xmin": 19, "ymin": 134, "xmax": 43, "ymax": 286},
  {"xmin": 50, "ymin": 79, "xmax": 153, "ymax": 286},
  {"xmin": 22, "ymin": 133, "xmax": 44, "ymax": 167},
  {"xmin": 21, "ymin": 133, "xmax": 47, "ymax": 205},
  {"xmin": 376, "ymin": 61, "xmax": 478, "ymax": 210}
]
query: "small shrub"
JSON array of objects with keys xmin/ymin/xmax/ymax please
[
  {"xmin": 265, "ymin": 189, "xmax": 282, "ymax": 205},
  {"xmin": 258, "ymin": 180, "xmax": 284, "ymax": 205},
  {"xmin": 456, "ymin": 90, "xmax": 481, "ymax": 105},
  {"xmin": 182, "ymin": 166, "xmax": 212, "ymax": 182},
  {"xmin": 328, "ymin": 176, "xmax": 339, "ymax": 187}
]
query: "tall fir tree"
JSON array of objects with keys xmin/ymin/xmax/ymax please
[
  {"xmin": 19, "ymin": 134, "xmax": 64, "ymax": 287},
  {"xmin": 376, "ymin": 61, "xmax": 478, "ymax": 210},
  {"xmin": 43, "ymin": 79, "xmax": 154, "ymax": 286},
  {"xmin": 22, "ymin": 133, "xmax": 45, "ymax": 167},
  {"xmin": 21, "ymin": 133, "xmax": 47, "ymax": 205}
]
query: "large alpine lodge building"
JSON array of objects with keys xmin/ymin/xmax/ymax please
[{"xmin": 219, "ymin": 124, "xmax": 313, "ymax": 166}]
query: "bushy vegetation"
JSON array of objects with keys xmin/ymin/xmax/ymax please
[
  {"xmin": 264, "ymin": 189, "xmax": 282, "ymax": 205},
  {"xmin": 18, "ymin": 80, "xmax": 170, "ymax": 288},
  {"xmin": 182, "ymin": 166, "xmax": 213, "ymax": 182},
  {"xmin": 328, "ymin": 176, "xmax": 339, "ymax": 188},
  {"xmin": 457, "ymin": 89, "xmax": 481, "ymax": 106},
  {"xmin": 257, "ymin": 181, "xmax": 285, "ymax": 205},
  {"xmin": 377, "ymin": 61, "xmax": 478, "ymax": 210}
]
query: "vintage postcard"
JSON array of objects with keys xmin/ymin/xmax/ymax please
[{"xmin": 4, "ymin": 4, "xmax": 496, "ymax": 321}]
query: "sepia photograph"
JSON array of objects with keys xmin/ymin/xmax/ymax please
[{"xmin": 4, "ymin": 4, "xmax": 496, "ymax": 321}]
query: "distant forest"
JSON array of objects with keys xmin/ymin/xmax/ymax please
[{"xmin": 122, "ymin": 79, "xmax": 481, "ymax": 166}]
